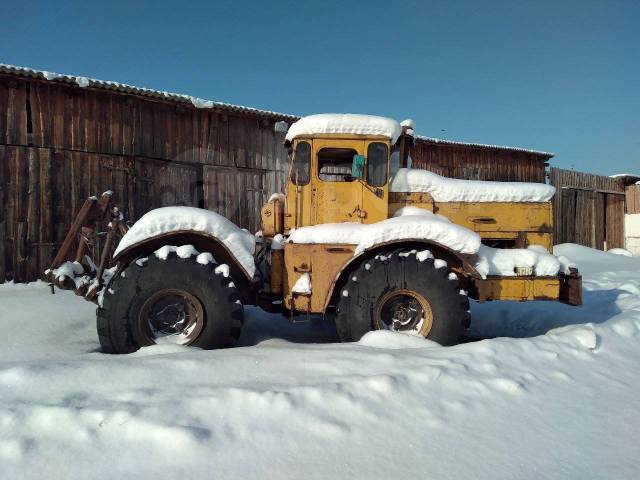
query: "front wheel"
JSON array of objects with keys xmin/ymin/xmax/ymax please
[
  {"xmin": 335, "ymin": 250, "xmax": 470, "ymax": 345},
  {"xmin": 97, "ymin": 247, "xmax": 244, "ymax": 354}
]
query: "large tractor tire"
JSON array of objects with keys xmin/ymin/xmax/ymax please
[
  {"xmin": 97, "ymin": 247, "xmax": 244, "ymax": 354},
  {"xmin": 335, "ymin": 249, "xmax": 470, "ymax": 346}
]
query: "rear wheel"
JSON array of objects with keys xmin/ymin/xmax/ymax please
[
  {"xmin": 335, "ymin": 249, "xmax": 469, "ymax": 345},
  {"xmin": 97, "ymin": 246, "xmax": 244, "ymax": 354}
]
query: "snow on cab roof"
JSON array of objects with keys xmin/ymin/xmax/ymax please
[
  {"xmin": 285, "ymin": 114, "xmax": 402, "ymax": 143},
  {"xmin": 0, "ymin": 63, "xmax": 298, "ymax": 122}
]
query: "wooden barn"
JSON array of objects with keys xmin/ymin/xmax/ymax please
[
  {"xmin": 411, "ymin": 135, "xmax": 550, "ymax": 183},
  {"xmin": 0, "ymin": 64, "xmax": 567, "ymax": 283},
  {"xmin": 548, "ymin": 168, "xmax": 627, "ymax": 250}
]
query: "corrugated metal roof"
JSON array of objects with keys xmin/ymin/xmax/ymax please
[
  {"xmin": 0, "ymin": 64, "xmax": 554, "ymax": 157},
  {"xmin": 415, "ymin": 134, "xmax": 554, "ymax": 158},
  {"xmin": 0, "ymin": 63, "xmax": 299, "ymax": 122}
]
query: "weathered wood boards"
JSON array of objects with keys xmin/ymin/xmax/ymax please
[
  {"xmin": 550, "ymin": 168, "xmax": 626, "ymax": 249},
  {"xmin": 0, "ymin": 71, "xmax": 583, "ymax": 283},
  {"xmin": 626, "ymin": 185, "xmax": 640, "ymax": 214},
  {"xmin": 411, "ymin": 141, "xmax": 548, "ymax": 183},
  {"xmin": 0, "ymin": 75, "xmax": 292, "ymax": 282}
]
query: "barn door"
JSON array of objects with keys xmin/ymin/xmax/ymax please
[
  {"xmin": 203, "ymin": 166, "xmax": 265, "ymax": 233},
  {"xmin": 605, "ymin": 194, "xmax": 625, "ymax": 249},
  {"xmin": 1, "ymin": 147, "xmax": 138, "ymax": 283},
  {"xmin": 134, "ymin": 158, "xmax": 201, "ymax": 219}
]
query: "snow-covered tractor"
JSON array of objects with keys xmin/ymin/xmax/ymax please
[{"xmin": 46, "ymin": 114, "xmax": 582, "ymax": 353}]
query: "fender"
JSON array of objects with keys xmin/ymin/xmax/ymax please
[
  {"xmin": 113, "ymin": 230, "xmax": 254, "ymax": 286},
  {"xmin": 322, "ymin": 238, "xmax": 482, "ymax": 312}
]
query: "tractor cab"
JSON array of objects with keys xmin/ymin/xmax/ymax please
[{"xmin": 279, "ymin": 114, "xmax": 412, "ymax": 230}]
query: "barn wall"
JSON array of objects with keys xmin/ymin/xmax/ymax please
[
  {"xmin": 626, "ymin": 185, "xmax": 640, "ymax": 215},
  {"xmin": 1, "ymin": 72, "xmax": 554, "ymax": 283},
  {"xmin": 410, "ymin": 142, "xmax": 547, "ymax": 183},
  {"xmin": 0, "ymin": 75, "xmax": 289, "ymax": 282},
  {"xmin": 549, "ymin": 168, "xmax": 626, "ymax": 249}
]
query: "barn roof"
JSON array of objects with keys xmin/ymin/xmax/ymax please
[
  {"xmin": 415, "ymin": 135, "xmax": 554, "ymax": 158},
  {"xmin": 0, "ymin": 63, "xmax": 554, "ymax": 159},
  {"xmin": 0, "ymin": 63, "xmax": 298, "ymax": 122},
  {"xmin": 610, "ymin": 173, "xmax": 640, "ymax": 185}
]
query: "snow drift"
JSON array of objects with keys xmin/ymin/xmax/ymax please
[
  {"xmin": 390, "ymin": 168, "xmax": 556, "ymax": 202},
  {"xmin": 474, "ymin": 244, "xmax": 570, "ymax": 277},
  {"xmin": 625, "ymin": 214, "xmax": 640, "ymax": 256},
  {"xmin": 0, "ymin": 244, "xmax": 639, "ymax": 480}
]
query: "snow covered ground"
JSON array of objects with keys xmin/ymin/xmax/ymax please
[{"xmin": 1, "ymin": 244, "xmax": 639, "ymax": 479}]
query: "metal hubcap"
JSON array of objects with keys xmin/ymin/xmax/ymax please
[
  {"xmin": 373, "ymin": 289, "xmax": 433, "ymax": 336},
  {"xmin": 139, "ymin": 288, "xmax": 204, "ymax": 345}
]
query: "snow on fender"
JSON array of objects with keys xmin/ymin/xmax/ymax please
[
  {"xmin": 287, "ymin": 215, "xmax": 482, "ymax": 255},
  {"xmin": 114, "ymin": 206, "xmax": 257, "ymax": 278}
]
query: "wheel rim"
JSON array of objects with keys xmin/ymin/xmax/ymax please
[
  {"xmin": 139, "ymin": 288, "xmax": 205, "ymax": 345},
  {"xmin": 373, "ymin": 289, "xmax": 433, "ymax": 336}
]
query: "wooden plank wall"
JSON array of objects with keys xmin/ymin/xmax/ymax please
[
  {"xmin": 0, "ymin": 72, "xmax": 556, "ymax": 282},
  {"xmin": 549, "ymin": 167, "xmax": 626, "ymax": 249},
  {"xmin": 626, "ymin": 185, "xmax": 640, "ymax": 214},
  {"xmin": 0, "ymin": 74, "xmax": 289, "ymax": 282},
  {"xmin": 410, "ymin": 142, "xmax": 547, "ymax": 182}
]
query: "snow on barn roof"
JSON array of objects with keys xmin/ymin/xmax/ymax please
[
  {"xmin": 610, "ymin": 173, "xmax": 640, "ymax": 185},
  {"xmin": 0, "ymin": 63, "xmax": 298, "ymax": 122},
  {"xmin": 415, "ymin": 134, "xmax": 554, "ymax": 158},
  {"xmin": 285, "ymin": 114, "xmax": 402, "ymax": 143}
]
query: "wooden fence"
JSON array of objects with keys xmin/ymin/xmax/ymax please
[
  {"xmin": 626, "ymin": 185, "xmax": 640, "ymax": 214},
  {"xmin": 549, "ymin": 168, "xmax": 626, "ymax": 249}
]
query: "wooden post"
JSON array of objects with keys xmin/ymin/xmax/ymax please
[
  {"xmin": 38, "ymin": 149, "xmax": 53, "ymax": 276},
  {"xmin": 49, "ymin": 197, "xmax": 96, "ymax": 269},
  {"xmin": 26, "ymin": 148, "xmax": 40, "ymax": 281}
]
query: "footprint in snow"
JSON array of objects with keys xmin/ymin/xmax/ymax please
[{"xmin": 486, "ymin": 377, "xmax": 525, "ymax": 395}]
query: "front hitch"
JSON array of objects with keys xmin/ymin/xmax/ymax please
[{"xmin": 45, "ymin": 191, "xmax": 128, "ymax": 303}]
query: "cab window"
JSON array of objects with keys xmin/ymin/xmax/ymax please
[
  {"xmin": 366, "ymin": 142, "xmax": 388, "ymax": 186},
  {"xmin": 290, "ymin": 141, "xmax": 311, "ymax": 185},
  {"xmin": 318, "ymin": 147, "xmax": 358, "ymax": 182}
]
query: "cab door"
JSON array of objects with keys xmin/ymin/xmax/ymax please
[
  {"xmin": 361, "ymin": 140, "xmax": 390, "ymax": 223},
  {"xmin": 312, "ymin": 139, "xmax": 365, "ymax": 224}
]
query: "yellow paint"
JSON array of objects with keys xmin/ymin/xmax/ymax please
[
  {"xmin": 271, "ymin": 131, "xmax": 572, "ymax": 314},
  {"xmin": 472, "ymin": 276, "xmax": 561, "ymax": 302},
  {"xmin": 283, "ymin": 243, "xmax": 356, "ymax": 313},
  {"xmin": 389, "ymin": 193, "xmax": 553, "ymax": 251},
  {"xmin": 312, "ymin": 138, "xmax": 365, "ymax": 224},
  {"xmin": 284, "ymin": 136, "xmax": 392, "ymax": 230},
  {"xmin": 260, "ymin": 198, "xmax": 284, "ymax": 237},
  {"xmin": 270, "ymin": 249, "xmax": 284, "ymax": 295}
]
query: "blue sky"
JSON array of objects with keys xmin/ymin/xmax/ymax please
[{"xmin": 2, "ymin": 0, "xmax": 638, "ymax": 175}]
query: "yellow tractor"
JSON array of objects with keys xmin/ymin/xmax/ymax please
[{"xmin": 46, "ymin": 114, "xmax": 582, "ymax": 353}]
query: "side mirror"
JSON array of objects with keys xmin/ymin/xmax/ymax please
[{"xmin": 352, "ymin": 155, "xmax": 365, "ymax": 179}]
